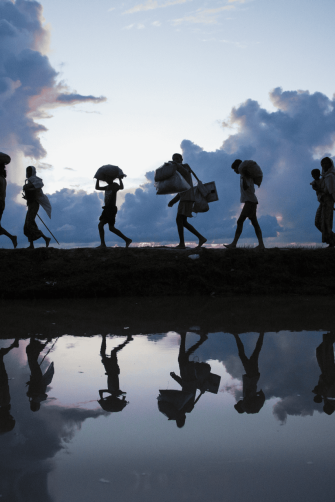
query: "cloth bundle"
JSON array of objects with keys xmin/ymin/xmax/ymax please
[
  {"xmin": 94, "ymin": 165, "xmax": 126, "ymax": 182},
  {"xmin": 238, "ymin": 160, "xmax": 263, "ymax": 187},
  {"xmin": 154, "ymin": 162, "xmax": 191, "ymax": 194}
]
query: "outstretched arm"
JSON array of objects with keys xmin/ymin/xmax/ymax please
[
  {"xmin": 168, "ymin": 194, "xmax": 180, "ymax": 207},
  {"xmin": 170, "ymin": 372, "xmax": 183, "ymax": 386}
]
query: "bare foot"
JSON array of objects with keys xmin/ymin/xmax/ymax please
[
  {"xmin": 12, "ymin": 236, "xmax": 17, "ymax": 249},
  {"xmin": 125, "ymin": 238, "xmax": 132, "ymax": 248},
  {"xmin": 45, "ymin": 237, "xmax": 51, "ymax": 248},
  {"xmin": 224, "ymin": 243, "xmax": 236, "ymax": 249},
  {"xmin": 175, "ymin": 244, "xmax": 186, "ymax": 249},
  {"xmin": 97, "ymin": 244, "xmax": 107, "ymax": 249},
  {"xmin": 254, "ymin": 245, "xmax": 265, "ymax": 251},
  {"xmin": 197, "ymin": 237, "xmax": 207, "ymax": 248},
  {"xmin": 28, "ymin": 243, "xmax": 34, "ymax": 249}
]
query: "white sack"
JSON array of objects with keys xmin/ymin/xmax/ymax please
[
  {"xmin": 154, "ymin": 162, "xmax": 177, "ymax": 182},
  {"xmin": 94, "ymin": 165, "xmax": 125, "ymax": 182},
  {"xmin": 155, "ymin": 171, "xmax": 191, "ymax": 195},
  {"xmin": 238, "ymin": 160, "xmax": 263, "ymax": 186}
]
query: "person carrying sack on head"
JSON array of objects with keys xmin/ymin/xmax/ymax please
[
  {"xmin": 224, "ymin": 159, "xmax": 265, "ymax": 251},
  {"xmin": 0, "ymin": 154, "xmax": 17, "ymax": 249},
  {"xmin": 168, "ymin": 153, "xmax": 207, "ymax": 249}
]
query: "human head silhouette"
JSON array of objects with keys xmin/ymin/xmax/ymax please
[
  {"xmin": 231, "ymin": 159, "xmax": 242, "ymax": 174},
  {"xmin": 320, "ymin": 157, "xmax": 333, "ymax": 172},
  {"xmin": 311, "ymin": 169, "xmax": 321, "ymax": 180},
  {"xmin": 172, "ymin": 153, "xmax": 183, "ymax": 163}
]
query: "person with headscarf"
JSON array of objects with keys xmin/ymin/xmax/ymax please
[
  {"xmin": 0, "ymin": 339, "xmax": 19, "ymax": 435},
  {"xmin": 233, "ymin": 332, "xmax": 265, "ymax": 415},
  {"xmin": 315, "ymin": 157, "xmax": 335, "ymax": 248},
  {"xmin": 23, "ymin": 166, "xmax": 52, "ymax": 249},
  {"xmin": 0, "ymin": 153, "xmax": 17, "ymax": 248}
]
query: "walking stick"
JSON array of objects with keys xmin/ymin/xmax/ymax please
[
  {"xmin": 39, "ymin": 338, "xmax": 59, "ymax": 366},
  {"xmin": 37, "ymin": 213, "xmax": 60, "ymax": 245}
]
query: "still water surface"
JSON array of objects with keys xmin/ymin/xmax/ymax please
[{"xmin": 1, "ymin": 298, "xmax": 335, "ymax": 502}]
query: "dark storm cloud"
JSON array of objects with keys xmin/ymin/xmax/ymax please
[{"xmin": 0, "ymin": 0, "xmax": 106, "ymax": 170}]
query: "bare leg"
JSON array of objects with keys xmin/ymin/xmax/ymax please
[
  {"xmin": 224, "ymin": 220, "xmax": 244, "ymax": 249},
  {"xmin": 110, "ymin": 226, "xmax": 132, "ymax": 247},
  {"xmin": 98, "ymin": 222, "xmax": 107, "ymax": 248},
  {"xmin": 176, "ymin": 215, "xmax": 186, "ymax": 248},
  {"xmin": 250, "ymin": 217, "xmax": 265, "ymax": 250},
  {"xmin": 177, "ymin": 215, "xmax": 206, "ymax": 248},
  {"xmin": 0, "ymin": 227, "xmax": 17, "ymax": 248}
]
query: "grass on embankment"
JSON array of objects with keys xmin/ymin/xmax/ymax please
[{"xmin": 0, "ymin": 246, "xmax": 334, "ymax": 299}]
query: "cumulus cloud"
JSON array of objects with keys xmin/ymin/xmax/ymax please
[
  {"xmin": 0, "ymin": 0, "xmax": 106, "ymax": 181},
  {"xmin": 114, "ymin": 87, "xmax": 335, "ymax": 245},
  {"xmin": 2, "ymin": 87, "xmax": 335, "ymax": 247}
]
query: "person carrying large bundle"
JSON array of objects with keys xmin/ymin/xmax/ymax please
[
  {"xmin": 0, "ymin": 153, "xmax": 17, "ymax": 248},
  {"xmin": 94, "ymin": 166, "xmax": 132, "ymax": 248},
  {"xmin": 167, "ymin": 153, "xmax": 207, "ymax": 249},
  {"xmin": 23, "ymin": 166, "xmax": 52, "ymax": 249},
  {"xmin": 224, "ymin": 159, "xmax": 265, "ymax": 250}
]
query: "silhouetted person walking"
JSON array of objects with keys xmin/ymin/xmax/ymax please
[
  {"xmin": 0, "ymin": 339, "xmax": 19, "ymax": 434},
  {"xmin": 168, "ymin": 153, "xmax": 207, "ymax": 249},
  {"xmin": 233, "ymin": 332, "xmax": 265, "ymax": 414},
  {"xmin": 315, "ymin": 157, "xmax": 335, "ymax": 247},
  {"xmin": 26, "ymin": 337, "xmax": 54, "ymax": 412},
  {"xmin": 225, "ymin": 159, "xmax": 264, "ymax": 250},
  {"xmin": 98, "ymin": 334, "xmax": 133, "ymax": 412},
  {"xmin": 23, "ymin": 166, "xmax": 51, "ymax": 249},
  {"xmin": 0, "ymin": 157, "xmax": 17, "ymax": 248},
  {"xmin": 313, "ymin": 332, "xmax": 335, "ymax": 415},
  {"xmin": 95, "ymin": 176, "xmax": 132, "ymax": 248}
]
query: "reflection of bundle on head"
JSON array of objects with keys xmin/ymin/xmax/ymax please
[
  {"xmin": 234, "ymin": 390, "xmax": 266, "ymax": 414},
  {"xmin": 0, "ymin": 406, "xmax": 15, "ymax": 434},
  {"xmin": 98, "ymin": 394, "xmax": 128, "ymax": 413}
]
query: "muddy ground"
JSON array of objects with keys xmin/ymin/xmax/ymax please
[{"xmin": 0, "ymin": 246, "xmax": 334, "ymax": 299}]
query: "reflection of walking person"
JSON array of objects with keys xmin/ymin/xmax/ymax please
[
  {"xmin": 162, "ymin": 332, "xmax": 209, "ymax": 428},
  {"xmin": 0, "ymin": 157, "xmax": 17, "ymax": 248},
  {"xmin": 313, "ymin": 332, "xmax": 335, "ymax": 415},
  {"xmin": 314, "ymin": 157, "xmax": 335, "ymax": 248},
  {"xmin": 95, "ymin": 177, "xmax": 132, "ymax": 248},
  {"xmin": 233, "ymin": 332, "xmax": 265, "ymax": 414},
  {"xmin": 23, "ymin": 166, "xmax": 51, "ymax": 249},
  {"xmin": 98, "ymin": 334, "xmax": 133, "ymax": 412},
  {"xmin": 168, "ymin": 153, "xmax": 207, "ymax": 249},
  {"xmin": 0, "ymin": 339, "xmax": 19, "ymax": 434},
  {"xmin": 26, "ymin": 337, "xmax": 54, "ymax": 412},
  {"xmin": 225, "ymin": 159, "xmax": 265, "ymax": 250}
]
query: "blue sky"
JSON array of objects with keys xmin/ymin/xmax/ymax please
[{"xmin": 1, "ymin": 0, "xmax": 335, "ymax": 246}]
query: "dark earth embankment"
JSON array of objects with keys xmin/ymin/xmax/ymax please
[{"xmin": 0, "ymin": 246, "xmax": 334, "ymax": 299}]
